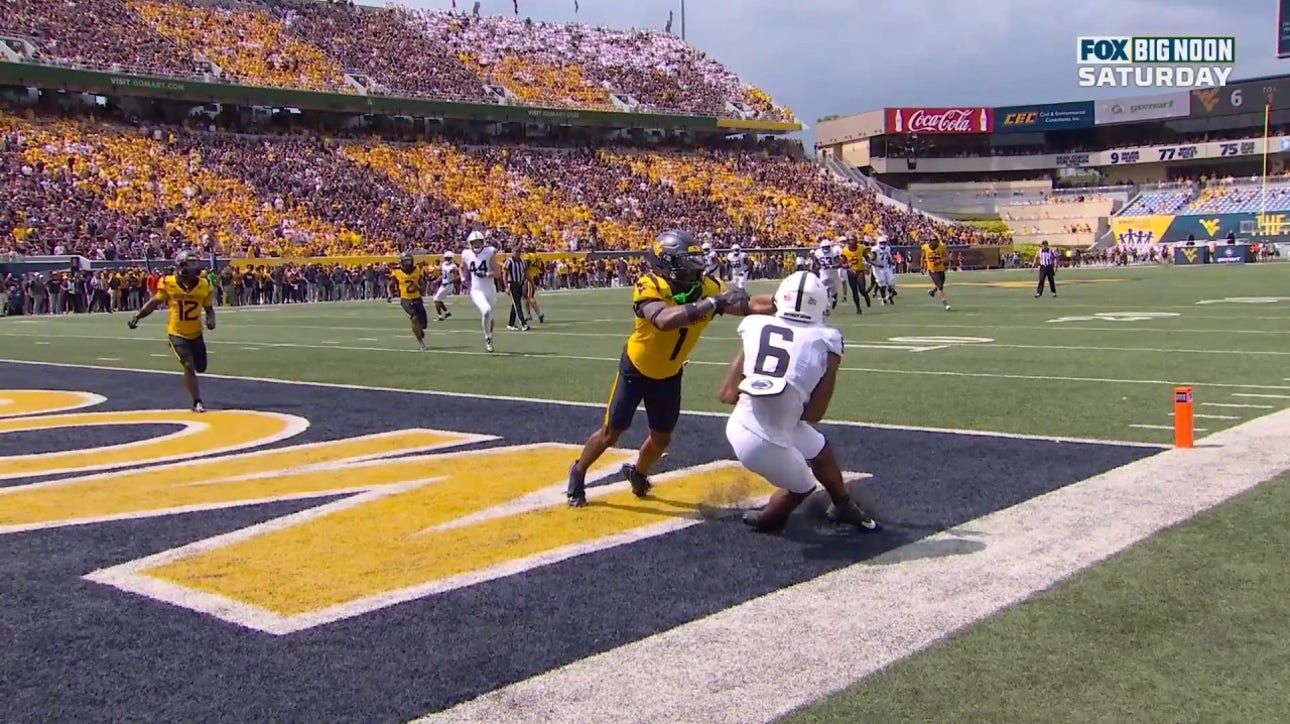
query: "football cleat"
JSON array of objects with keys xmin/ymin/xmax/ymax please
[
  {"xmin": 566, "ymin": 461, "xmax": 587, "ymax": 508},
  {"xmin": 192, "ymin": 401, "xmax": 206, "ymax": 414},
  {"xmin": 621, "ymin": 464, "xmax": 652, "ymax": 498},
  {"xmin": 826, "ymin": 502, "xmax": 882, "ymax": 532},
  {"xmin": 507, "ymin": 325, "xmax": 519, "ymax": 331},
  {"xmin": 485, "ymin": 338, "xmax": 495, "ymax": 353},
  {"xmin": 521, "ymin": 324, "xmax": 531, "ymax": 332},
  {"xmin": 418, "ymin": 340, "xmax": 427, "ymax": 352}
]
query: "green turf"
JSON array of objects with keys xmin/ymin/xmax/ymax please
[
  {"xmin": 781, "ymin": 471, "xmax": 1290, "ymax": 724},
  {"xmin": 0, "ymin": 264, "xmax": 1287, "ymax": 442}
]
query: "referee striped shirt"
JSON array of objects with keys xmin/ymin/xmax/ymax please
[
  {"xmin": 503, "ymin": 256, "xmax": 528, "ymax": 286},
  {"xmin": 1038, "ymin": 248, "xmax": 1058, "ymax": 266}
]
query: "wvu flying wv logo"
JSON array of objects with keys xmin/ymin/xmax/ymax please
[
  {"xmin": 1199, "ymin": 218, "xmax": 1223, "ymax": 237},
  {"xmin": 1181, "ymin": 247, "xmax": 1199, "ymax": 264},
  {"xmin": 1077, "ymin": 36, "xmax": 1235, "ymax": 89}
]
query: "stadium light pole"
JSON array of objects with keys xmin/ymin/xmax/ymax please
[{"xmin": 680, "ymin": 0, "xmax": 686, "ymax": 40}]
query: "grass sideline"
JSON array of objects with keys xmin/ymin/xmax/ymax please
[{"xmin": 784, "ymin": 471, "xmax": 1290, "ymax": 724}]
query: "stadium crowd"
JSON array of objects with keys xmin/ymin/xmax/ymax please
[
  {"xmin": 0, "ymin": 101, "xmax": 1007, "ymax": 262},
  {"xmin": 3, "ymin": 0, "xmax": 793, "ymax": 120}
]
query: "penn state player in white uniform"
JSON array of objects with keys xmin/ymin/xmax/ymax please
[
  {"xmin": 831, "ymin": 237, "xmax": 848, "ymax": 302},
  {"xmin": 432, "ymin": 251, "xmax": 456, "ymax": 321},
  {"xmin": 811, "ymin": 239, "xmax": 840, "ymax": 311},
  {"xmin": 701, "ymin": 241, "xmax": 720, "ymax": 279},
  {"xmin": 719, "ymin": 271, "xmax": 880, "ymax": 533},
  {"xmin": 728, "ymin": 243, "xmax": 748, "ymax": 290},
  {"xmin": 460, "ymin": 230, "xmax": 501, "ymax": 352},
  {"xmin": 872, "ymin": 235, "xmax": 897, "ymax": 305}
]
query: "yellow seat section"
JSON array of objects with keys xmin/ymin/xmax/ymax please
[
  {"xmin": 460, "ymin": 53, "xmax": 613, "ymax": 110},
  {"xmin": 344, "ymin": 142, "xmax": 648, "ymax": 250},
  {"xmin": 128, "ymin": 0, "xmax": 351, "ymax": 94},
  {"xmin": 601, "ymin": 150, "xmax": 862, "ymax": 246}
]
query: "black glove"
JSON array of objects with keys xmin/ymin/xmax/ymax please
[
  {"xmin": 716, "ymin": 288, "xmax": 750, "ymax": 314},
  {"xmin": 127, "ymin": 316, "xmax": 139, "ymax": 330}
]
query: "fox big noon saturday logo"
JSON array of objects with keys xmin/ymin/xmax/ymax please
[{"xmin": 1077, "ymin": 36, "xmax": 1235, "ymax": 88}]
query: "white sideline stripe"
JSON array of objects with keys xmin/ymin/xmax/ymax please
[
  {"xmin": 1232, "ymin": 393, "xmax": 1290, "ymax": 400},
  {"xmin": 0, "ymin": 359, "xmax": 1168, "ymax": 449},
  {"xmin": 1129, "ymin": 424, "xmax": 1206, "ymax": 432},
  {"xmin": 1203, "ymin": 402, "xmax": 1274, "ymax": 409},
  {"xmin": 2, "ymin": 332, "xmax": 1288, "ymax": 394},
  {"xmin": 421, "ymin": 410, "xmax": 1290, "ymax": 724}
]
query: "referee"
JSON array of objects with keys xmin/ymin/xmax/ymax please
[
  {"xmin": 503, "ymin": 247, "xmax": 531, "ymax": 331},
  {"xmin": 1035, "ymin": 240, "xmax": 1058, "ymax": 298}
]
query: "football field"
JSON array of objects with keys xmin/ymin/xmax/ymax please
[{"xmin": 2, "ymin": 263, "xmax": 1289, "ymax": 722}]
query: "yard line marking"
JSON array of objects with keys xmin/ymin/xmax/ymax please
[
  {"xmin": 421, "ymin": 411, "xmax": 1290, "ymax": 724},
  {"xmin": 3, "ymin": 331, "xmax": 1290, "ymax": 393},
  {"xmin": 108, "ymin": 323, "xmax": 1290, "ymax": 358},
  {"xmin": 1203, "ymin": 402, "xmax": 1274, "ymax": 409},
  {"xmin": 240, "ymin": 347, "xmax": 261, "ymax": 352},
  {"xmin": 1169, "ymin": 413, "xmax": 1240, "ymax": 420},
  {"xmin": 95, "ymin": 357, "xmax": 120, "ymax": 362},
  {"xmin": 35, "ymin": 341, "xmax": 50, "ymax": 345},
  {"xmin": 0, "ymin": 359, "xmax": 1170, "ymax": 449},
  {"xmin": 1232, "ymin": 393, "xmax": 1290, "ymax": 399},
  {"xmin": 1129, "ymin": 424, "xmax": 1208, "ymax": 431}
]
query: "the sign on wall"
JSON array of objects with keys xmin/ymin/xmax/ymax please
[{"xmin": 885, "ymin": 107, "xmax": 993, "ymax": 134}]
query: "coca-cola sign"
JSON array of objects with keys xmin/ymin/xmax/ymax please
[{"xmin": 886, "ymin": 107, "xmax": 994, "ymax": 134}]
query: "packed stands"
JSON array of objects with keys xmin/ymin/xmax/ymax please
[
  {"xmin": 4, "ymin": 0, "xmax": 198, "ymax": 76},
  {"xmin": 271, "ymin": 2, "xmax": 490, "ymax": 102},
  {"xmin": 0, "ymin": 0, "xmax": 795, "ymax": 119},
  {"xmin": 0, "ymin": 105, "xmax": 1004, "ymax": 260},
  {"xmin": 126, "ymin": 0, "xmax": 353, "ymax": 93}
]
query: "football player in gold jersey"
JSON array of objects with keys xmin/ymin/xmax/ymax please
[
  {"xmin": 391, "ymin": 253, "xmax": 429, "ymax": 352},
  {"xmin": 566, "ymin": 230, "xmax": 775, "ymax": 507},
  {"xmin": 840, "ymin": 236, "xmax": 871, "ymax": 314},
  {"xmin": 127, "ymin": 251, "xmax": 216, "ymax": 412},
  {"xmin": 921, "ymin": 238, "xmax": 951, "ymax": 311}
]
